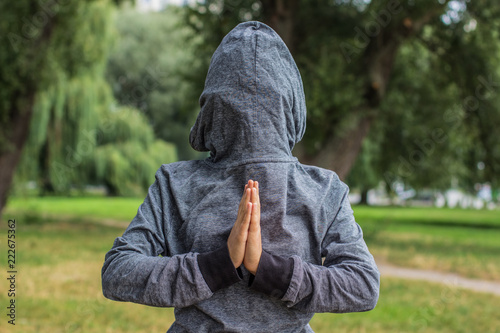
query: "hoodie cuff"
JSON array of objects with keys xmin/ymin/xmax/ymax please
[
  {"xmin": 249, "ymin": 250, "xmax": 294, "ymax": 299},
  {"xmin": 197, "ymin": 244, "xmax": 243, "ymax": 293}
]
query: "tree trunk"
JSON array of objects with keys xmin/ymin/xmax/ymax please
[
  {"xmin": 39, "ymin": 139, "xmax": 55, "ymax": 195},
  {"xmin": 261, "ymin": 0, "xmax": 298, "ymax": 53},
  {"xmin": 0, "ymin": 94, "xmax": 36, "ymax": 214},
  {"xmin": 295, "ymin": 33, "xmax": 400, "ymax": 180},
  {"xmin": 360, "ymin": 188, "xmax": 369, "ymax": 205},
  {"xmin": 265, "ymin": 3, "xmax": 446, "ymax": 180},
  {"xmin": 264, "ymin": 3, "xmax": 403, "ymax": 179},
  {"xmin": 297, "ymin": 113, "xmax": 375, "ymax": 180},
  {"xmin": 0, "ymin": 12, "xmax": 57, "ymax": 215}
]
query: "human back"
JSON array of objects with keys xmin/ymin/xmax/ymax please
[
  {"xmin": 102, "ymin": 21, "xmax": 379, "ymax": 333},
  {"xmin": 159, "ymin": 158, "xmax": 348, "ymax": 332}
]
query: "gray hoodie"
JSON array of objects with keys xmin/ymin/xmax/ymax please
[{"xmin": 102, "ymin": 21, "xmax": 380, "ymax": 333}]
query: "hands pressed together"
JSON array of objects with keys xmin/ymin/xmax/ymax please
[{"xmin": 227, "ymin": 180, "xmax": 262, "ymax": 275}]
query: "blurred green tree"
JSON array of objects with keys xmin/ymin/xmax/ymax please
[
  {"xmin": 1, "ymin": 0, "xmax": 105, "ymax": 212},
  {"xmin": 352, "ymin": 5, "xmax": 500, "ymax": 197},
  {"xmin": 186, "ymin": 0, "xmax": 500, "ymax": 194},
  {"xmin": 346, "ymin": 138, "xmax": 381, "ymax": 205},
  {"xmin": 84, "ymin": 106, "xmax": 177, "ymax": 196},
  {"xmin": 0, "ymin": 1, "xmax": 177, "ymax": 214},
  {"xmin": 105, "ymin": 6, "xmax": 203, "ymax": 160}
]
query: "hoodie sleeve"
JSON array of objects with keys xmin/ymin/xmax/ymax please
[
  {"xmin": 101, "ymin": 172, "xmax": 242, "ymax": 308},
  {"xmin": 250, "ymin": 189, "xmax": 380, "ymax": 313}
]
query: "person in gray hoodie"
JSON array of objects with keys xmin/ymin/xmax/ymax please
[{"xmin": 101, "ymin": 21, "xmax": 380, "ymax": 332}]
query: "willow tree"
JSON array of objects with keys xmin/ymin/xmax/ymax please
[
  {"xmin": 0, "ymin": 0, "xmax": 176, "ymax": 214},
  {"xmin": 16, "ymin": 97, "xmax": 178, "ymax": 197},
  {"xmin": 1, "ymin": 1, "xmax": 94, "ymax": 209},
  {"xmin": 84, "ymin": 106, "xmax": 177, "ymax": 196},
  {"xmin": 0, "ymin": 1, "xmax": 121, "ymax": 214}
]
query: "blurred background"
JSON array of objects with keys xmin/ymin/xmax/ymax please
[{"xmin": 1, "ymin": 0, "xmax": 499, "ymax": 332}]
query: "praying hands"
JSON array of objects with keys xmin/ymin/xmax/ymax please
[{"xmin": 227, "ymin": 180, "xmax": 262, "ymax": 275}]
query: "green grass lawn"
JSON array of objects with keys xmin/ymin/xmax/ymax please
[
  {"xmin": 4, "ymin": 196, "xmax": 142, "ymax": 223},
  {"xmin": 353, "ymin": 205, "xmax": 500, "ymax": 281},
  {"xmin": 0, "ymin": 217, "xmax": 498, "ymax": 333},
  {"xmin": 4, "ymin": 196, "xmax": 500, "ymax": 280}
]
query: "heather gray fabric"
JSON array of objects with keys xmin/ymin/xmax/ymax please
[{"xmin": 102, "ymin": 21, "xmax": 379, "ymax": 333}]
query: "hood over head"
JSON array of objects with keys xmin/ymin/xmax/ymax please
[{"xmin": 189, "ymin": 21, "xmax": 306, "ymax": 165}]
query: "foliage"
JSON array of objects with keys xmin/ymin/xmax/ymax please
[
  {"xmin": 1, "ymin": 1, "xmax": 78, "ymax": 152},
  {"xmin": 105, "ymin": 6, "xmax": 204, "ymax": 160},
  {"xmin": 352, "ymin": 39, "xmax": 469, "ymax": 192},
  {"xmin": 90, "ymin": 107, "xmax": 178, "ymax": 196},
  {"xmin": 4, "ymin": 0, "xmax": 500, "ymax": 201},
  {"xmin": 346, "ymin": 135, "xmax": 382, "ymax": 196},
  {"xmin": 366, "ymin": 10, "xmax": 500, "ymax": 192},
  {"xmin": 9, "ymin": 0, "xmax": 177, "ymax": 197},
  {"xmin": 16, "ymin": 103, "xmax": 178, "ymax": 196},
  {"xmin": 186, "ymin": 0, "xmax": 500, "ymax": 192}
]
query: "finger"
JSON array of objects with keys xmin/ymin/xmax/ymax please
[
  {"xmin": 237, "ymin": 186, "xmax": 248, "ymax": 210},
  {"xmin": 240, "ymin": 187, "xmax": 251, "ymax": 207},
  {"xmin": 253, "ymin": 186, "xmax": 260, "ymax": 216},
  {"xmin": 233, "ymin": 192, "xmax": 250, "ymax": 241},
  {"xmin": 246, "ymin": 202, "xmax": 252, "ymax": 223},
  {"xmin": 246, "ymin": 187, "xmax": 251, "ymax": 203},
  {"xmin": 245, "ymin": 189, "xmax": 262, "ymax": 274},
  {"xmin": 249, "ymin": 188, "xmax": 260, "ymax": 231},
  {"xmin": 236, "ymin": 202, "xmax": 252, "ymax": 239},
  {"xmin": 233, "ymin": 200, "xmax": 252, "ymax": 242},
  {"xmin": 245, "ymin": 180, "xmax": 253, "ymax": 203},
  {"xmin": 237, "ymin": 188, "xmax": 251, "ymax": 220}
]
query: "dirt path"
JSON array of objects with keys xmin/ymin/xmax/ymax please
[{"xmin": 376, "ymin": 258, "xmax": 500, "ymax": 297}]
